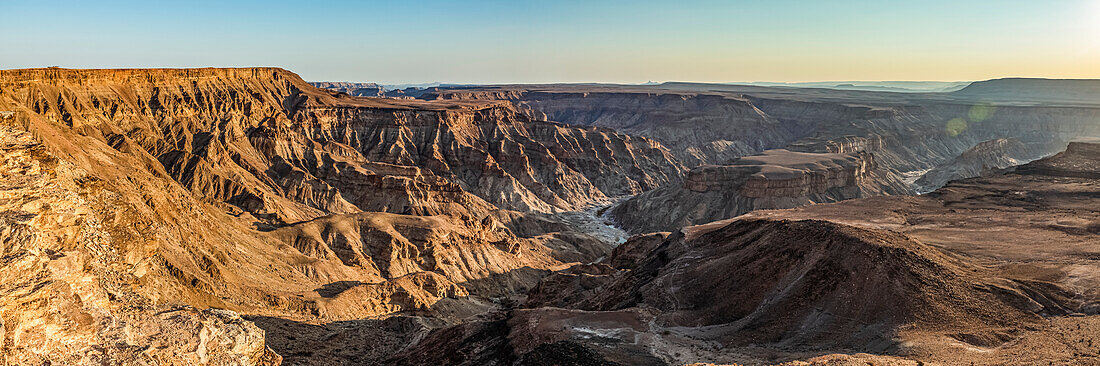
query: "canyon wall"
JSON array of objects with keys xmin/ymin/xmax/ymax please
[
  {"xmin": 0, "ymin": 68, "xmax": 685, "ymax": 364},
  {"xmin": 1, "ymin": 68, "xmax": 683, "ymax": 224},
  {"xmin": 426, "ymin": 89, "xmax": 803, "ymax": 166},
  {"xmin": 914, "ymin": 137, "xmax": 1043, "ymax": 192},
  {"xmin": 391, "ymin": 141, "xmax": 1100, "ymax": 366},
  {"xmin": 414, "ymin": 85, "xmax": 1100, "ymax": 234},
  {"xmin": 611, "ymin": 148, "xmax": 909, "ymax": 233},
  {"xmin": 424, "ymin": 85, "xmax": 1100, "ymax": 176}
]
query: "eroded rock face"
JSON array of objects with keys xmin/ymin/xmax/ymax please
[
  {"xmin": 574, "ymin": 219, "xmax": 1074, "ymax": 342},
  {"xmin": 914, "ymin": 138, "xmax": 1043, "ymax": 192},
  {"xmin": 1014, "ymin": 139, "xmax": 1100, "ymax": 178},
  {"xmin": 310, "ymin": 82, "xmax": 432, "ymax": 99},
  {"xmin": 394, "ymin": 218, "xmax": 1080, "ymax": 365},
  {"xmin": 683, "ymin": 150, "xmax": 875, "ymax": 195},
  {"xmin": 0, "ymin": 68, "xmax": 686, "ymax": 364},
  {"xmin": 395, "ymin": 141, "xmax": 1100, "ymax": 366},
  {"xmin": 310, "ymin": 81, "xmax": 385, "ymax": 97},
  {"xmin": 267, "ymin": 212, "xmax": 562, "ymax": 319},
  {"xmin": 611, "ymin": 149, "xmax": 909, "ymax": 233},
  {"xmin": 0, "ymin": 125, "xmax": 280, "ymax": 365},
  {"xmin": 423, "ymin": 89, "xmax": 801, "ymax": 166},
  {"xmin": 0, "ymin": 68, "xmax": 683, "ymax": 226},
  {"xmin": 424, "ymin": 83, "xmax": 1100, "ymax": 181}
]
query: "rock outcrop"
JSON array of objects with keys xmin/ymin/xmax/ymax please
[
  {"xmin": 312, "ymin": 82, "xmax": 435, "ymax": 99},
  {"xmin": 267, "ymin": 212, "xmax": 562, "ymax": 319},
  {"xmin": 310, "ymin": 81, "xmax": 386, "ymax": 97},
  {"xmin": 428, "ymin": 82, "xmax": 1100, "ymax": 184},
  {"xmin": 10, "ymin": 69, "xmax": 1100, "ymax": 365},
  {"xmin": 572, "ymin": 219, "xmax": 1073, "ymax": 343},
  {"xmin": 1013, "ymin": 138, "xmax": 1100, "ymax": 178},
  {"xmin": 0, "ymin": 68, "xmax": 684, "ymax": 364},
  {"xmin": 0, "ymin": 68, "xmax": 683, "ymax": 225},
  {"xmin": 425, "ymin": 88, "xmax": 803, "ymax": 166},
  {"xmin": 0, "ymin": 124, "xmax": 279, "ymax": 365},
  {"xmin": 611, "ymin": 148, "xmax": 909, "ymax": 233},
  {"xmin": 393, "ymin": 141, "xmax": 1100, "ymax": 366},
  {"xmin": 392, "ymin": 218, "xmax": 1081, "ymax": 365},
  {"xmin": 914, "ymin": 138, "xmax": 1043, "ymax": 192}
]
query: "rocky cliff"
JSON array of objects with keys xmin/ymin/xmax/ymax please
[
  {"xmin": 914, "ymin": 138, "xmax": 1044, "ymax": 192},
  {"xmin": 0, "ymin": 68, "xmax": 684, "ymax": 364},
  {"xmin": 310, "ymin": 81, "xmax": 385, "ymax": 97},
  {"xmin": 428, "ymin": 83, "xmax": 1100, "ymax": 184},
  {"xmin": 392, "ymin": 142, "xmax": 1100, "ymax": 366},
  {"xmin": 309, "ymin": 81, "xmax": 432, "ymax": 99},
  {"xmin": 0, "ymin": 123, "xmax": 283, "ymax": 365},
  {"xmin": 1, "ymin": 68, "xmax": 682, "ymax": 224},
  {"xmin": 425, "ymin": 84, "xmax": 1100, "ymax": 235},
  {"xmin": 1013, "ymin": 138, "xmax": 1100, "ymax": 178},
  {"xmin": 611, "ymin": 148, "xmax": 910, "ymax": 233},
  {"xmin": 424, "ymin": 88, "xmax": 802, "ymax": 166}
]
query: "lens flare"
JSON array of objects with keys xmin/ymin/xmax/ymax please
[
  {"xmin": 968, "ymin": 104, "xmax": 996, "ymax": 123},
  {"xmin": 946, "ymin": 118, "xmax": 968, "ymax": 137}
]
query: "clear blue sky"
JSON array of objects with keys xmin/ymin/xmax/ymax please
[{"xmin": 1, "ymin": 0, "xmax": 1097, "ymax": 83}]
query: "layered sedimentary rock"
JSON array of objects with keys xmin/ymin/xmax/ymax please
[
  {"xmin": 10, "ymin": 69, "xmax": 1100, "ymax": 365},
  {"xmin": 310, "ymin": 81, "xmax": 385, "ymax": 97},
  {"xmin": 611, "ymin": 148, "xmax": 909, "ymax": 233},
  {"xmin": 1, "ymin": 68, "xmax": 682, "ymax": 225},
  {"xmin": 394, "ymin": 218, "xmax": 1082, "ymax": 365},
  {"xmin": 424, "ymin": 88, "xmax": 802, "ymax": 166},
  {"xmin": 0, "ymin": 124, "xmax": 282, "ymax": 365},
  {"xmin": 427, "ymin": 82, "xmax": 1100, "ymax": 186},
  {"xmin": 1014, "ymin": 138, "xmax": 1100, "ymax": 178},
  {"xmin": 914, "ymin": 138, "xmax": 1043, "ymax": 192},
  {"xmin": 394, "ymin": 142, "xmax": 1100, "ymax": 366},
  {"xmin": 0, "ymin": 68, "xmax": 684, "ymax": 364},
  {"xmin": 267, "ymin": 212, "xmax": 561, "ymax": 319},
  {"xmin": 424, "ymin": 83, "xmax": 1100, "ymax": 235},
  {"xmin": 309, "ymin": 82, "xmax": 433, "ymax": 99}
]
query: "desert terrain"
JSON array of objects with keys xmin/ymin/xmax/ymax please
[{"xmin": 1, "ymin": 67, "xmax": 1099, "ymax": 365}]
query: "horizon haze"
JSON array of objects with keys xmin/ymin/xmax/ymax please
[{"xmin": 2, "ymin": 0, "xmax": 1099, "ymax": 84}]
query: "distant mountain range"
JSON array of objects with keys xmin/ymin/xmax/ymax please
[
  {"xmin": 727, "ymin": 80, "xmax": 972, "ymax": 93},
  {"xmin": 950, "ymin": 78, "xmax": 1100, "ymax": 105}
]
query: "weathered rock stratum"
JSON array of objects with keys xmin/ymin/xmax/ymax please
[
  {"xmin": 611, "ymin": 148, "xmax": 909, "ymax": 233},
  {"xmin": 389, "ymin": 140, "xmax": 1100, "ymax": 366},
  {"xmin": 403, "ymin": 82, "xmax": 1100, "ymax": 235},
  {"xmin": 418, "ymin": 81, "xmax": 1100, "ymax": 186},
  {"xmin": 914, "ymin": 137, "xmax": 1043, "ymax": 192},
  {"xmin": 0, "ymin": 67, "xmax": 684, "ymax": 364},
  {"xmin": 423, "ymin": 88, "xmax": 803, "ymax": 166}
]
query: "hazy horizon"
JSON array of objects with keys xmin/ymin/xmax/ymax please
[{"xmin": 3, "ymin": 0, "xmax": 1098, "ymax": 84}]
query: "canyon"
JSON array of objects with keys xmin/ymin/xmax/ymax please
[
  {"xmin": 427, "ymin": 82, "xmax": 1099, "ymax": 233},
  {"xmin": 2, "ymin": 67, "xmax": 1100, "ymax": 365},
  {"xmin": 390, "ymin": 139, "xmax": 1100, "ymax": 366},
  {"xmin": 0, "ymin": 68, "xmax": 679, "ymax": 364}
]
